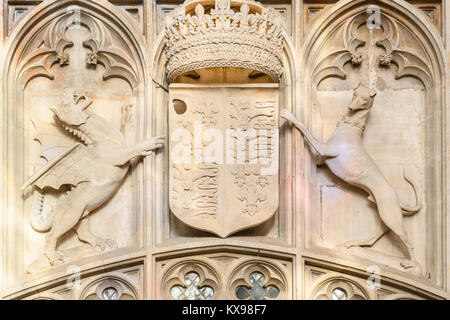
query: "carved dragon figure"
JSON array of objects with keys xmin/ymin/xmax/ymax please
[
  {"xmin": 281, "ymin": 82, "xmax": 421, "ymax": 269},
  {"xmin": 23, "ymin": 89, "xmax": 164, "ymax": 268}
]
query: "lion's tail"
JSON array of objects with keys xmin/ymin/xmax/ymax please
[
  {"xmin": 400, "ymin": 168, "xmax": 421, "ymax": 216},
  {"xmin": 30, "ymin": 190, "xmax": 56, "ymax": 232}
]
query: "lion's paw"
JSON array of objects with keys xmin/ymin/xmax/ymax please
[
  {"xmin": 400, "ymin": 259, "xmax": 419, "ymax": 270},
  {"xmin": 343, "ymin": 240, "xmax": 360, "ymax": 249}
]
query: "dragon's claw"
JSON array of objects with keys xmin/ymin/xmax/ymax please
[
  {"xmin": 400, "ymin": 259, "xmax": 419, "ymax": 270},
  {"xmin": 44, "ymin": 250, "xmax": 65, "ymax": 266}
]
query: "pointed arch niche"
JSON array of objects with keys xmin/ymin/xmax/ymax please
[
  {"xmin": 1, "ymin": 0, "xmax": 149, "ymax": 290},
  {"xmin": 299, "ymin": 0, "xmax": 446, "ymax": 288},
  {"xmin": 150, "ymin": 19, "xmax": 300, "ymax": 248}
]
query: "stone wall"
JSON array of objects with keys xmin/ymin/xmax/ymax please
[{"xmin": 0, "ymin": 0, "xmax": 448, "ymax": 300}]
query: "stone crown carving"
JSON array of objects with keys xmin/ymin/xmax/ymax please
[{"xmin": 164, "ymin": 0, "xmax": 284, "ymax": 82}]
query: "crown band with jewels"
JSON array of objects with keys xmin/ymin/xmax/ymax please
[{"xmin": 164, "ymin": 0, "xmax": 284, "ymax": 82}]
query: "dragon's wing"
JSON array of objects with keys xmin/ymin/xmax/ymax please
[
  {"xmin": 26, "ymin": 117, "xmax": 94, "ymax": 191},
  {"xmin": 26, "ymin": 115, "xmax": 92, "ymax": 231},
  {"xmin": 33, "ymin": 143, "xmax": 94, "ymax": 191},
  {"xmin": 32, "ymin": 118, "xmax": 76, "ymax": 162}
]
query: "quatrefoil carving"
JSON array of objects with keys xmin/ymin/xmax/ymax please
[
  {"xmin": 312, "ymin": 278, "xmax": 368, "ymax": 300},
  {"xmin": 235, "ymin": 271, "xmax": 280, "ymax": 300},
  {"xmin": 229, "ymin": 261, "xmax": 287, "ymax": 300},
  {"xmin": 163, "ymin": 261, "xmax": 221, "ymax": 300},
  {"xmin": 80, "ymin": 276, "xmax": 138, "ymax": 300},
  {"xmin": 170, "ymin": 272, "xmax": 215, "ymax": 300}
]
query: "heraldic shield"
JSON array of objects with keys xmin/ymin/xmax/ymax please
[{"xmin": 169, "ymin": 84, "xmax": 279, "ymax": 237}]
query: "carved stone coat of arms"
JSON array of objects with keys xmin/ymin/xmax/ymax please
[{"xmin": 169, "ymin": 84, "xmax": 279, "ymax": 237}]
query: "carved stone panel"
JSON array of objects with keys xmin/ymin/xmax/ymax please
[
  {"xmin": 0, "ymin": 0, "xmax": 449, "ymax": 302},
  {"xmin": 21, "ymin": 11, "xmax": 143, "ymax": 273},
  {"xmin": 298, "ymin": 5, "xmax": 442, "ymax": 278},
  {"xmin": 169, "ymin": 84, "xmax": 279, "ymax": 237}
]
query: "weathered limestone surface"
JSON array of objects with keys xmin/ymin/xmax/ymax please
[{"xmin": 0, "ymin": 0, "xmax": 449, "ymax": 300}]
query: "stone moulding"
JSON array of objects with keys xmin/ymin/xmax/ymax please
[{"xmin": 164, "ymin": 0, "xmax": 284, "ymax": 82}]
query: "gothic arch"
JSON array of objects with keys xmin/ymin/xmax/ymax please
[
  {"xmin": 298, "ymin": 0, "xmax": 447, "ymax": 288},
  {"xmin": 1, "ymin": 0, "xmax": 150, "ymax": 288},
  {"xmin": 3, "ymin": 0, "xmax": 147, "ymax": 85}
]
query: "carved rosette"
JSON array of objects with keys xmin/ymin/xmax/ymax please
[{"xmin": 164, "ymin": 0, "xmax": 284, "ymax": 82}]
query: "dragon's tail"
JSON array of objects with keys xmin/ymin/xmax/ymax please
[
  {"xmin": 400, "ymin": 168, "xmax": 421, "ymax": 216},
  {"xmin": 30, "ymin": 190, "xmax": 56, "ymax": 232}
]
